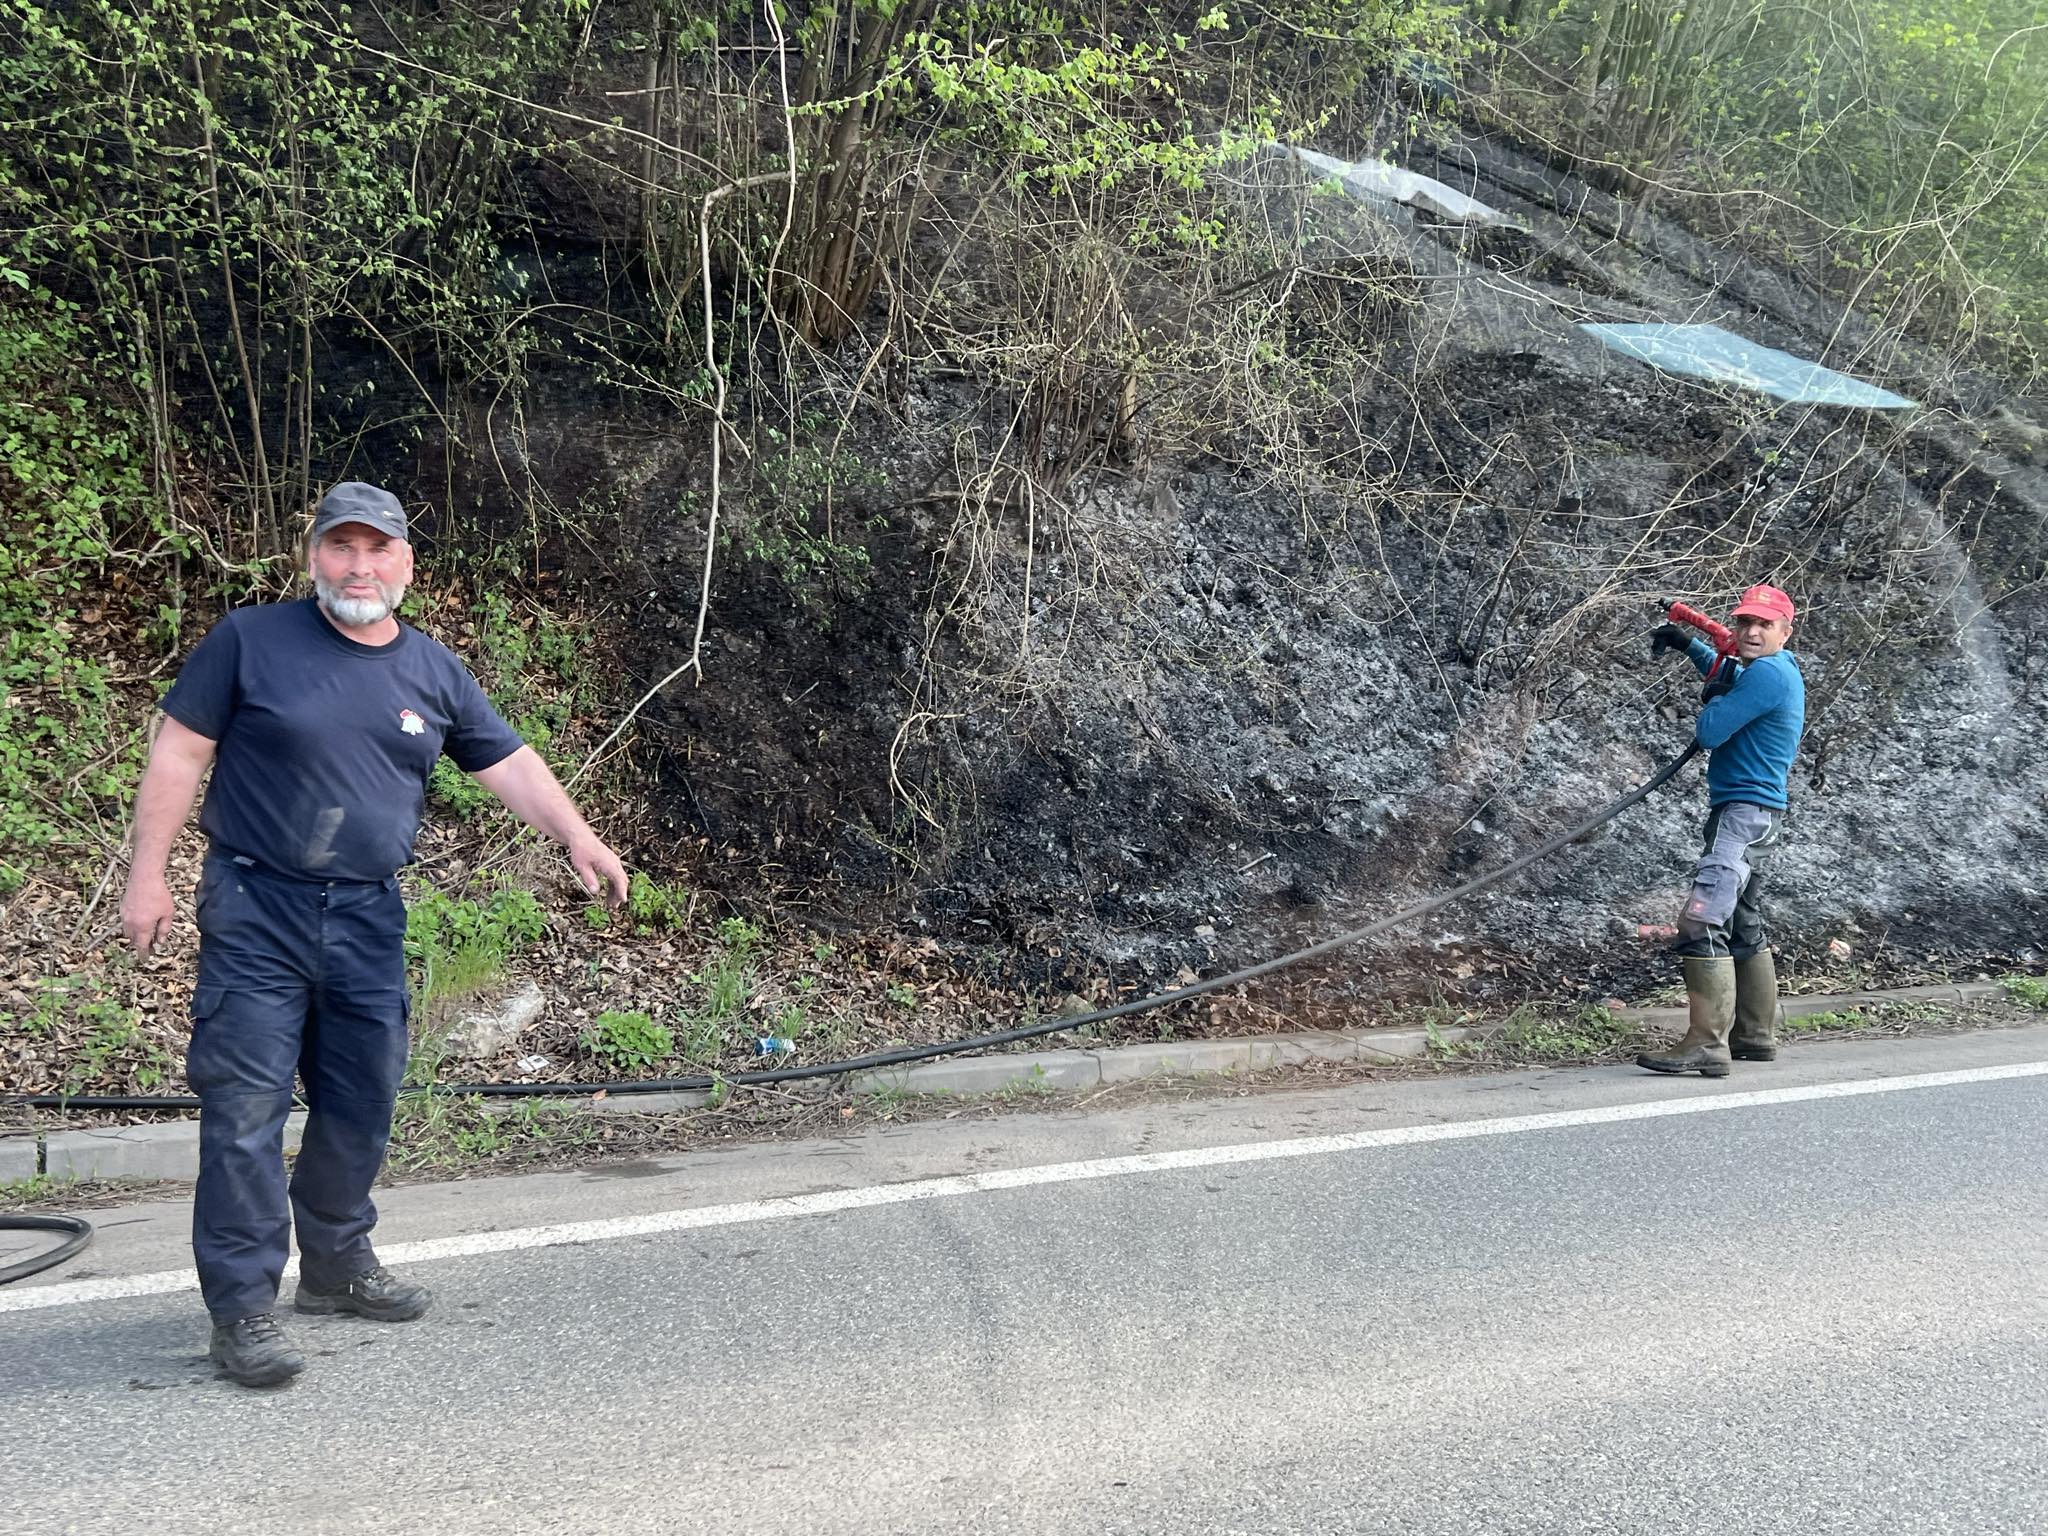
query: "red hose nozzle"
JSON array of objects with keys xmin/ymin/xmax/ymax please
[{"xmin": 1661, "ymin": 597, "xmax": 1738, "ymax": 657}]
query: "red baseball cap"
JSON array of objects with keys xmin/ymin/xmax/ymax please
[{"xmin": 1731, "ymin": 583, "xmax": 1795, "ymax": 623}]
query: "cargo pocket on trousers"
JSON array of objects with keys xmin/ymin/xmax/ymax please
[
  {"xmin": 1683, "ymin": 862, "xmax": 1740, "ymax": 928},
  {"xmin": 185, "ymin": 984, "xmax": 227, "ymax": 1093}
]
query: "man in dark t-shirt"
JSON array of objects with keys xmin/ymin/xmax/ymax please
[{"xmin": 119, "ymin": 481, "xmax": 629, "ymax": 1388}]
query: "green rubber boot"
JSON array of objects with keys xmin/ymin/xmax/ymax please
[
  {"xmin": 1637, "ymin": 956, "xmax": 1736, "ymax": 1078},
  {"xmin": 1731, "ymin": 950, "xmax": 1780, "ymax": 1061}
]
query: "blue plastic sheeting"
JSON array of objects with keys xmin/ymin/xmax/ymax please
[{"xmin": 1580, "ymin": 323, "xmax": 1917, "ymax": 409}]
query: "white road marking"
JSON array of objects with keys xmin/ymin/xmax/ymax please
[{"xmin": 6, "ymin": 1059, "xmax": 2045, "ymax": 1315}]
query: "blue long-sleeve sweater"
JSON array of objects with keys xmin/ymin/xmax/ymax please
[{"xmin": 1684, "ymin": 638, "xmax": 1805, "ymax": 809}]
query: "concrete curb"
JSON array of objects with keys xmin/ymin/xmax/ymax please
[
  {"xmin": 1621, "ymin": 981, "xmax": 2005, "ymax": 1035},
  {"xmin": 0, "ymin": 1134, "xmax": 39, "ymax": 1182},
  {"xmin": 43, "ymin": 1120, "xmax": 200, "ymax": 1181},
  {"xmin": 452, "ymin": 977, "xmax": 2027, "ymax": 1116},
  {"xmin": 587, "ymin": 1023, "xmax": 1478, "ymax": 1114},
  {"xmin": 30, "ymin": 1111, "xmax": 308, "ymax": 1185},
  {"xmin": 587, "ymin": 1090, "xmax": 712, "ymax": 1116},
  {"xmin": 2, "ymin": 981, "xmax": 2021, "ymax": 1178}
]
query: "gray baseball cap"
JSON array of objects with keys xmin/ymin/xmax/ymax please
[{"xmin": 311, "ymin": 481, "xmax": 409, "ymax": 543}]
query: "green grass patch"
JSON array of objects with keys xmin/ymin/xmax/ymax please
[
  {"xmin": 2002, "ymin": 976, "xmax": 2048, "ymax": 1011},
  {"xmin": 385, "ymin": 1093, "xmax": 600, "ymax": 1176},
  {"xmin": 1782, "ymin": 1007, "xmax": 1872, "ymax": 1036},
  {"xmin": 864, "ymin": 1081, "xmax": 915, "ymax": 1112},
  {"xmin": 7, "ymin": 973, "xmax": 176, "ymax": 1093},
  {"xmin": 1432, "ymin": 1003, "xmax": 1645, "ymax": 1064},
  {"xmin": 669, "ymin": 917, "xmax": 763, "ymax": 1057},
  {"xmin": 627, "ymin": 872, "xmax": 691, "ymax": 934},
  {"xmin": 0, "ymin": 1172, "xmax": 62, "ymax": 1207},
  {"xmin": 404, "ymin": 885, "xmax": 548, "ymax": 1006},
  {"xmin": 0, "ymin": 1172, "xmax": 157, "ymax": 1209},
  {"xmin": 1489, "ymin": 1003, "xmax": 1645, "ymax": 1063},
  {"xmin": 993, "ymin": 1063, "xmax": 1057, "ymax": 1101}
]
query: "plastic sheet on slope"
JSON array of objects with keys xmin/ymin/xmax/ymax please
[
  {"xmin": 1285, "ymin": 145, "xmax": 1515, "ymax": 227},
  {"xmin": 1580, "ymin": 322, "xmax": 1918, "ymax": 409}
]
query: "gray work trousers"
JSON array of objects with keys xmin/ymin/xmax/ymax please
[{"xmin": 1674, "ymin": 801, "xmax": 1782, "ymax": 960}]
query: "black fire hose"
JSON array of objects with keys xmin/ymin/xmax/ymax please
[
  {"xmin": 0, "ymin": 1213, "xmax": 93, "ymax": 1285},
  {"xmin": 2, "ymin": 741, "xmax": 1697, "ymax": 1284},
  {"xmin": 9, "ymin": 740, "xmax": 1701, "ymax": 1110}
]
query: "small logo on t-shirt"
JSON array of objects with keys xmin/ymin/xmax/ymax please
[{"xmin": 398, "ymin": 709, "xmax": 426, "ymax": 736}]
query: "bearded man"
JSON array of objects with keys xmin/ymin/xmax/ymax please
[{"xmin": 119, "ymin": 481, "xmax": 629, "ymax": 1388}]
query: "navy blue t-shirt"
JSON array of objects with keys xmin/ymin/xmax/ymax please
[{"xmin": 161, "ymin": 599, "xmax": 524, "ymax": 881}]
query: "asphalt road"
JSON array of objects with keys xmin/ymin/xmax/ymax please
[{"xmin": 4, "ymin": 1027, "xmax": 2045, "ymax": 1535}]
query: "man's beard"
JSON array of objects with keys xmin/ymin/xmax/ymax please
[{"xmin": 315, "ymin": 576, "xmax": 406, "ymax": 627}]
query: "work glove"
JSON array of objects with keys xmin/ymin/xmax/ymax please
[
  {"xmin": 1650, "ymin": 623, "xmax": 1690, "ymax": 658},
  {"xmin": 1700, "ymin": 666, "xmax": 1738, "ymax": 703}
]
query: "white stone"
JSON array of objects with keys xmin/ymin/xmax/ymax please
[{"xmin": 443, "ymin": 981, "xmax": 548, "ymax": 1059}]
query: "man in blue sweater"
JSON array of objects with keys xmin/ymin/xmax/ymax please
[{"xmin": 1638, "ymin": 584, "xmax": 1805, "ymax": 1078}]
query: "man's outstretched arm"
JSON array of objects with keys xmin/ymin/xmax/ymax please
[
  {"xmin": 120, "ymin": 715, "xmax": 218, "ymax": 957},
  {"xmin": 471, "ymin": 745, "xmax": 630, "ymax": 907}
]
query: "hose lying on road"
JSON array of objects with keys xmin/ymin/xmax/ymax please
[
  {"xmin": 7, "ymin": 740, "xmax": 1702, "ymax": 1112},
  {"xmin": 0, "ymin": 1213, "xmax": 93, "ymax": 1285},
  {"xmin": 0, "ymin": 741, "xmax": 1698, "ymax": 1286}
]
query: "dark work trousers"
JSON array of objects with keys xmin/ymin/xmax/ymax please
[
  {"xmin": 1674, "ymin": 802, "xmax": 1783, "ymax": 960},
  {"xmin": 187, "ymin": 854, "xmax": 409, "ymax": 1323}
]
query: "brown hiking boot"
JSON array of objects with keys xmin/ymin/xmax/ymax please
[
  {"xmin": 1731, "ymin": 950, "xmax": 1780, "ymax": 1061},
  {"xmin": 1638, "ymin": 956, "xmax": 1736, "ymax": 1078}
]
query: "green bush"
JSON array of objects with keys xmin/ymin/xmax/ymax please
[
  {"xmin": 1488, "ymin": 1003, "xmax": 1644, "ymax": 1063},
  {"xmin": 579, "ymin": 1010, "xmax": 675, "ymax": 1072},
  {"xmin": 387, "ymin": 1093, "xmax": 598, "ymax": 1174},
  {"xmin": 428, "ymin": 758, "xmax": 497, "ymax": 819},
  {"xmin": 1496, "ymin": 1, "xmax": 2048, "ymax": 366},
  {"xmin": 0, "ymin": 306, "xmax": 168, "ymax": 860},
  {"xmin": 2002, "ymin": 976, "xmax": 2048, "ymax": 1011},
  {"xmin": 405, "ymin": 886, "xmax": 549, "ymax": 1003},
  {"xmin": 60, "ymin": 1000, "xmax": 174, "ymax": 1094},
  {"xmin": 629, "ymin": 873, "xmax": 691, "ymax": 933}
]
